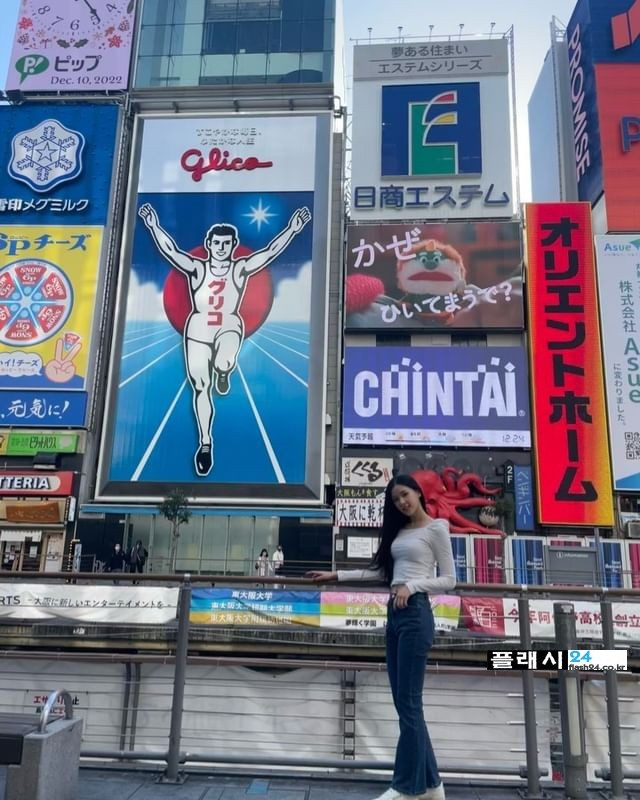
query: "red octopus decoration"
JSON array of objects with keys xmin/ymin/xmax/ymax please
[{"xmin": 411, "ymin": 467, "xmax": 504, "ymax": 536}]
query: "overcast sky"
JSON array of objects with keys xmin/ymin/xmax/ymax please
[{"xmin": 0, "ymin": 0, "xmax": 580, "ymax": 199}]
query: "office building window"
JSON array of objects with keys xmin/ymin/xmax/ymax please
[{"xmin": 136, "ymin": 0, "xmax": 336, "ymax": 87}]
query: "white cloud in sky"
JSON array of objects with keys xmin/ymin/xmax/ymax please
[
  {"xmin": 268, "ymin": 261, "xmax": 312, "ymax": 322},
  {"xmin": 125, "ymin": 271, "xmax": 168, "ymax": 323}
]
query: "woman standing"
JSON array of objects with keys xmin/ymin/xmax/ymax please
[
  {"xmin": 255, "ymin": 548, "xmax": 272, "ymax": 578},
  {"xmin": 308, "ymin": 475, "xmax": 455, "ymax": 800}
]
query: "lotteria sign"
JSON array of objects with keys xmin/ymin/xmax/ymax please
[
  {"xmin": 342, "ymin": 346, "xmax": 531, "ymax": 447},
  {"xmin": 0, "ymin": 470, "xmax": 73, "ymax": 495}
]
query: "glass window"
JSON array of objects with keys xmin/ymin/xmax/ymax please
[
  {"xmin": 206, "ymin": 0, "xmax": 239, "ymax": 21},
  {"xmin": 201, "ymin": 517, "xmax": 229, "ymax": 573},
  {"xmin": 282, "ymin": 0, "xmax": 302, "ymax": 20},
  {"xmin": 172, "ymin": 23, "xmax": 205, "ymax": 55},
  {"xmin": 300, "ymin": 51, "xmax": 323, "ymax": 73},
  {"xmin": 135, "ymin": 55, "xmax": 171, "ymax": 87},
  {"xmin": 237, "ymin": 0, "xmax": 271, "ymax": 19},
  {"xmin": 254, "ymin": 517, "xmax": 279, "ymax": 557},
  {"xmin": 138, "ymin": 25, "xmax": 173, "ymax": 57},
  {"xmin": 227, "ymin": 516, "xmax": 255, "ymax": 575},
  {"xmin": 301, "ymin": 20, "xmax": 323, "ymax": 51},
  {"xmin": 267, "ymin": 19, "xmax": 282, "ymax": 51},
  {"xmin": 281, "ymin": 20, "xmax": 301, "ymax": 51},
  {"xmin": 203, "ymin": 20, "xmax": 237, "ymax": 53},
  {"xmin": 142, "ymin": 0, "xmax": 171, "ymax": 25},
  {"xmin": 154, "ymin": 513, "xmax": 201, "ymax": 572},
  {"xmin": 266, "ymin": 52, "xmax": 300, "ymax": 81},
  {"xmin": 129, "ymin": 516, "xmax": 153, "ymax": 553},
  {"xmin": 167, "ymin": 55, "xmax": 203, "ymax": 85},
  {"xmin": 301, "ymin": 0, "xmax": 327, "ymax": 19},
  {"xmin": 176, "ymin": 516, "xmax": 203, "ymax": 572},
  {"xmin": 234, "ymin": 53, "xmax": 267, "ymax": 81},
  {"xmin": 200, "ymin": 53, "xmax": 234, "ymax": 81},
  {"xmin": 237, "ymin": 20, "xmax": 268, "ymax": 52}
]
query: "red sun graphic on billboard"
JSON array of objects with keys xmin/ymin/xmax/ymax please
[{"xmin": 162, "ymin": 243, "xmax": 274, "ymax": 336}]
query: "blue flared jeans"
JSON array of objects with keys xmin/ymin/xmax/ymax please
[{"xmin": 386, "ymin": 592, "xmax": 440, "ymax": 796}]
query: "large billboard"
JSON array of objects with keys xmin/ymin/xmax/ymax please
[
  {"xmin": 6, "ymin": 1, "xmax": 136, "ymax": 92},
  {"xmin": 594, "ymin": 235, "xmax": 640, "ymax": 490},
  {"xmin": 525, "ymin": 203, "xmax": 613, "ymax": 526},
  {"xmin": 350, "ymin": 39, "xmax": 514, "ymax": 220},
  {"xmin": 342, "ymin": 346, "xmax": 531, "ymax": 448},
  {"xmin": 566, "ymin": 0, "xmax": 640, "ymax": 226},
  {"xmin": 97, "ymin": 114, "xmax": 331, "ymax": 503},
  {"xmin": 345, "ymin": 221, "xmax": 523, "ymax": 331},
  {"xmin": 0, "ymin": 104, "xmax": 120, "ymax": 225},
  {"xmin": 593, "ymin": 63, "xmax": 640, "ymax": 230}
]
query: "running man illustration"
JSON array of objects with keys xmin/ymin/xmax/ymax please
[{"xmin": 138, "ymin": 203, "xmax": 311, "ymax": 476}]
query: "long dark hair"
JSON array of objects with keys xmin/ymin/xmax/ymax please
[{"xmin": 370, "ymin": 474, "xmax": 427, "ymax": 584}]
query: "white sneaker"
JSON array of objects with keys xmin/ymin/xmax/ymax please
[
  {"xmin": 371, "ymin": 789, "xmax": 412, "ymax": 800},
  {"xmin": 417, "ymin": 783, "xmax": 446, "ymax": 800}
]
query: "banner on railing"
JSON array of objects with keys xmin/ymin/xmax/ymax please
[
  {"xmin": 0, "ymin": 583, "xmax": 179, "ymax": 624},
  {"xmin": 190, "ymin": 588, "xmax": 461, "ymax": 631}
]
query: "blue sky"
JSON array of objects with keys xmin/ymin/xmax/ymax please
[{"xmin": 0, "ymin": 0, "xmax": 579, "ymax": 198}]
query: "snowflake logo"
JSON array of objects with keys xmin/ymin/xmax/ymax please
[{"xmin": 8, "ymin": 118, "xmax": 85, "ymax": 193}]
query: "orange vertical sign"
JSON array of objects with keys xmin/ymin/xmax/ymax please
[{"xmin": 525, "ymin": 202, "xmax": 613, "ymax": 526}]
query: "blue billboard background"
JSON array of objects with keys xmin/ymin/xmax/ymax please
[
  {"xmin": 574, "ymin": 0, "xmax": 640, "ymax": 63},
  {"xmin": 106, "ymin": 190, "xmax": 314, "ymax": 486},
  {"xmin": 0, "ymin": 389, "xmax": 87, "ymax": 427},
  {"xmin": 511, "ymin": 537, "xmax": 545, "ymax": 585},
  {"xmin": 0, "ymin": 104, "xmax": 119, "ymax": 225},
  {"xmin": 567, "ymin": 0, "xmax": 604, "ymax": 204}
]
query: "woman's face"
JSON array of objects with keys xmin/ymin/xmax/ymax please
[{"xmin": 390, "ymin": 484, "xmax": 423, "ymax": 517}]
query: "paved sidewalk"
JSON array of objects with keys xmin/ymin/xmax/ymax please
[{"xmin": 1, "ymin": 767, "xmax": 636, "ymax": 800}]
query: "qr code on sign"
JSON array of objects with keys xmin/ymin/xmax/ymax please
[{"xmin": 625, "ymin": 432, "xmax": 640, "ymax": 459}]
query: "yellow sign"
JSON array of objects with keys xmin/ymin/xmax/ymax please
[{"xmin": 0, "ymin": 225, "xmax": 102, "ymax": 390}]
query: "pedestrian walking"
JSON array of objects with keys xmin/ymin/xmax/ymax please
[
  {"xmin": 129, "ymin": 540, "xmax": 148, "ymax": 574},
  {"xmin": 307, "ymin": 474, "xmax": 456, "ymax": 800}
]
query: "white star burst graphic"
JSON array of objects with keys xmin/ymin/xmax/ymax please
[{"xmin": 243, "ymin": 199, "xmax": 277, "ymax": 231}]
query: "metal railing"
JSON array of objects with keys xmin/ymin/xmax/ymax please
[{"xmin": 0, "ymin": 570, "xmax": 637, "ymax": 797}]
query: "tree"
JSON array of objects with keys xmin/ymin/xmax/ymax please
[{"xmin": 159, "ymin": 489, "xmax": 192, "ymax": 572}]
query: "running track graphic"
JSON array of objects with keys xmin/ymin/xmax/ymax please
[{"xmin": 107, "ymin": 320, "xmax": 310, "ymax": 485}]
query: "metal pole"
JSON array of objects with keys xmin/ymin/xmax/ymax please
[
  {"xmin": 554, "ymin": 602, "xmax": 588, "ymax": 800},
  {"xmin": 600, "ymin": 600, "xmax": 625, "ymax": 800},
  {"xmin": 162, "ymin": 576, "xmax": 192, "ymax": 784},
  {"xmin": 518, "ymin": 595, "xmax": 545, "ymax": 799}
]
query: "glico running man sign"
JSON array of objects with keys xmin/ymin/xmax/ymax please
[
  {"xmin": 342, "ymin": 346, "xmax": 531, "ymax": 448},
  {"xmin": 97, "ymin": 114, "xmax": 332, "ymax": 503}
]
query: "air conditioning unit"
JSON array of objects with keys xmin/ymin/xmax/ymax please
[{"xmin": 626, "ymin": 520, "xmax": 640, "ymax": 539}]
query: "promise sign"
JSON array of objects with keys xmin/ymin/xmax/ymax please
[{"xmin": 525, "ymin": 203, "xmax": 613, "ymax": 526}]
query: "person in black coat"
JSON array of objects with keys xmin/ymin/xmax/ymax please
[
  {"xmin": 107, "ymin": 543, "xmax": 128, "ymax": 572},
  {"xmin": 129, "ymin": 540, "xmax": 148, "ymax": 574}
]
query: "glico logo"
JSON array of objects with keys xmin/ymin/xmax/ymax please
[
  {"xmin": 611, "ymin": 0, "xmax": 640, "ymax": 50},
  {"xmin": 381, "ymin": 82, "xmax": 482, "ymax": 178}
]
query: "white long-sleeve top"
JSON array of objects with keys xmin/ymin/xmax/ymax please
[{"xmin": 336, "ymin": 518, "xmax": 456, "ymax": 595}]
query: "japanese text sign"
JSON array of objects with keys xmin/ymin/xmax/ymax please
[
  {"xmin": 7, "ymin": 1, "xmax": 136, "ymax": 92},
  {"xmin": 0, "ymin": 583, "xmax": 178, "ymax": 624},
  {"xmin": 594, "ymin": 235, "xmax": 640, "ymax": 490},
  {"xmin": 354, "ymin": 40, "xmax": 509, "ymax": 80},
  {"xmin": 345, "ymin": 221, "xmax": 523, "ymax": 331},
  {"xmin": 0, "ymin": 226, "xmax": 102, "ymax": 395},
  {"xmin": 525, "ymin": 203, "xmax": 613, "ymax": 526},
  {"xmin": 335, "ymin": 486, "xmax": 385, "ymax": 528},
  {"xmin": 350, "ymin": 40, "xmax": 514, "ymax": 221},
  {"xmin": 342, "ymin": 346, "xmax": 531, "ymax": 448},
  {"xmin": 0, "ymin": 430, "xmax": 79, "ymax": 456},
  {"xmin": 341, "ymin": 457, "xmax": 393, "ymax": 487},
  {"xmin": 0, "ymin": 104, "xmax": 119, "ymax": 225}
]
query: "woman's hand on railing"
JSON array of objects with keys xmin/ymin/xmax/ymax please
[{"xmin": 305, "ymin": 570, "xmax": 338, "ymax": 583}]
